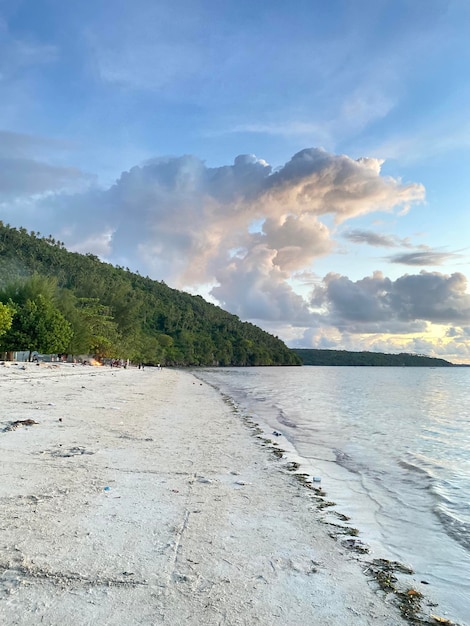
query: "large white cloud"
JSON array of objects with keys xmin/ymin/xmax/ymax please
[
  {"xmin": 41, "ymin": 148, "xmax": 423, "ymax": 288},
  {"xmin": 1, "ymin": 145, "xmax": 433, "ymax": 330},
  {"xmin": 260, "ymin": 149, "xmax": 424, "ymax": 222},
  {"xmin": 210, "ymin": 244, "xmax": 313, "ymax": 323}
]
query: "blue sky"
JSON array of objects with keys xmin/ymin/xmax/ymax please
[{"xmin": 1, "ymin": 0, "xmax": 469, "ymax": 362}]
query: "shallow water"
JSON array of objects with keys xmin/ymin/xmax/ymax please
[{"xmin": 195, "ymin": 366, "xmax": 470, "ymax": 625}]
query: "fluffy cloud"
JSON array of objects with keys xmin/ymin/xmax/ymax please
[
  {"xmin": 58, "ymin": 148, "xmax": 423, "ymax": 281},
  {"xmin": 1, "ymin": 146, "xmax": 429, "ymax": 326},
  {"xmin": 258, "ymin": 214, "xmax": 332, "ymax": 271},
  {"xmin": 210, "ymin": 245, "xmax": 313, "ymax": 324},
  {"xmin": 311, "ymin": 270, "xmax": 470, "ymax": 333},
  {"xmin": 2, "ymin": 141, "xmax": 469, "ymax": 359},
  {"xmin": 262, "ymin": 149, "xmax": 424, "ymax": 222}
]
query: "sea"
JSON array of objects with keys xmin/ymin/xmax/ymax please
[{"xmin": 194, "ymin": 366, "xmax": 470, "ymax": 625}]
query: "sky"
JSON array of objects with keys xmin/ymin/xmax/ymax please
[{"xmin": 1, "ymin": 0, "xmax": 469, "ymax": 363}]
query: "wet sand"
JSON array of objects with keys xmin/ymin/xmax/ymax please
[{"xmin": 0, "ymin": 363, "xmax": 416, "ymax": 625}]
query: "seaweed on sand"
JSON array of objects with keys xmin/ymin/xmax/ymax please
[{"xmin": 364, "ymin": 559, "xmax": 460, "ymax": 625}]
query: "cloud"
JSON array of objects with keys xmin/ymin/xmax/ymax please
[
  {"xmin": 3, "ymin": 147, "xmax": 427, "ymax": 325},
  {"xmin": 446, "ymin": 326, "xmax": 470, "ymax": 340},
  {"xmin": 0, "ymin": 131, "xmax": 92, "ymax": 200},
  {"xmin": 1, "ymin": 138, "xmax": 468, "ymax": 360},
  {"xmin": 0, "ymin": 131, "xmax": 74, "ymax": 159},
  {"xmin": 258, "ymin": 214, "xmax": 332, "ymax": 271},
  {"xmin": 343, "ymin": 229, "xmax": 463, "ymax": 268},
  {"xmin": 343, "ymin": 228, "xmax": 413, "ymax": 248},
  {"xmin": 88, "ymin": 149, "xmax": 421, "ymax": 290},
  {"xmin": 262, "ymin": 149, "xmax": 424, "ymax": 223},
  {"xmin": 0, "ymin": 157, "xmax": 89, "ymax": 198},
  {"xmin": 311, "ymin": 270, "xmax": 470, "ymax": 333},
  {"xmin": 210, "ymin": 245, "xmax": 313, "ymax": 324},
  {"xmin": 388, "ymin": 251, "xmax": 460, "ymax": 266}
]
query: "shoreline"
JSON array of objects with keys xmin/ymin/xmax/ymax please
[{"xmin": 0, "ymin": 363, "xmax": 455, "ymax": 625}]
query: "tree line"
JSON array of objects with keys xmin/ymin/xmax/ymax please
[
  {"xmin": 293, "ymin": 348, "xmax": 454, "ymax": 367},
  {"xmin": 0, "ymin": 223, "xmax": 301, "ymax": 366}
]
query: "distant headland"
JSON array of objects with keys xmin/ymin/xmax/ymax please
[{"xmin": 293, "ymin": 348, "xmax": 466, "ymax": 367}]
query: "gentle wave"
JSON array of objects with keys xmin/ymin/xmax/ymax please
[{"xmin": 195, "ymin": 366, "xmax": 470, "ymax": 624}]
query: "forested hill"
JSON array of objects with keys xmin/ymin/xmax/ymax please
[
  {"xmin": 0, "ymin": 223, "xmax": 301, "ymax": 366},
  {"xmin": 294, "ymin": 348, "xmax": 454, "ymax": 367}
]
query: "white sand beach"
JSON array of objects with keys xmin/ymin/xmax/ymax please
[{"xmin": 0, "ymin": 363, "xmax": 424, "ymax": 625}]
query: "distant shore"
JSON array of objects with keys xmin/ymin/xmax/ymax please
[
  {"xmin": 1, "ymin": 362, "xmax": 445, "ymax": 625},
  {"xmin": 293, "ymin": 348, "xmax": 460, "ymax": 367}
]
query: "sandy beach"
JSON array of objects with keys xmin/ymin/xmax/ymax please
[{"xmin": 0, "ymin": 363, "xmax": 427, "ymax": 625}]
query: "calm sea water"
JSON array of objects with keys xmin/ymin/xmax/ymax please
[{"xmin": 195, "ymin": 366, "xmax": 470, "ymax": 625}]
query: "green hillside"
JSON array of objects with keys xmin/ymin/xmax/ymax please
[
  {"xmin": 294, "ymin": 348, "xmax": 454, "ymax": 367},
  {"xmin": 0, "ymin": 223, "xmax": 301, "ymax": 366}
]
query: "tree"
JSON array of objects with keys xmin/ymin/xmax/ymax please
[
  {"xmin": 0, "ymin": 294, "xmax": 73, "ymax": 359},
  {"xmin": 73, "ymin": 298, "xmax": 121, "ymax": 359},
  {"xmin": 54, "ymin": 289, "xmax": 91, "ymax": 356},
  {"xmin": 0, "ymin": 302, "xmax": 13, "ymax": 338},
  {"xmin": 0, "ymin": 274, "xmax": 63, "ymax": 312}
]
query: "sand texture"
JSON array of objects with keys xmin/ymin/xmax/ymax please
[{"xmin": 0, "ymin": 363, "xmax": 409, "ymax": 625}]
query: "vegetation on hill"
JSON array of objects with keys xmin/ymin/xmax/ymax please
[
  {"xmin": 0, "ymin": 223, "xmax": 301, "ymax": 366},
  {"xmin": 294, "ymin": 348, "xmax": 454, "ymax": 367}
]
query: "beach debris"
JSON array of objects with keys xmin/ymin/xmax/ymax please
[
  {"xmin": 341, "ymin": 538, "xmax": 370, "ymax": 554},
  {"xmin": 3, "ymin": 419, "xmax": 39, "ymax": 432},
  {"xmin": 258, "ymin": 436, "xmax": 273, "ymax": 445},
  {"xmin": 363, "ymin": 559, "xmax": 446, "ymax": 624},
  {"xmin": 52, "ymin": 446, "xmax": 94, "ymax": 458},
  {"xmin": 431, "ymin": 616, "xmax": 456, "ymax": 625},
  {"xmin": 312, "ymin": 476, "xmax": 322, "ymax": 482},
  {"xmin": 317, "ymin": 500, "xmax": 336, "ymax": 509},
  {"xmin": 0, "ymin": 559, "xmax": 148, "ymax": 588},
  {"xmin": 197, "ymin": 476, "xmax": 212, "ymax": 484},
  {"xmin": 272, "ymin": 430, "xmax": 282, "ymax": 436},
  {"xmin": 400, "ymin": 588, "xmax": 424, "ymax": 621},
  {"xmin": 328, "ymin": 523, "xmax": 359, "ymax": 537},
  {"xmin": 332, "ymin": 511, "xmax": 351, "ymax": 522},
  {"xmin": 370, "ymin": 558, "xmax": 414, "ymax": 576},
  {"xmin": 286, "ymin": 461, "xmax": 300, "ymax": 471},
  {"xmin": 103, "ymin": 486, "xmax": 111, "ymax": 492}
]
